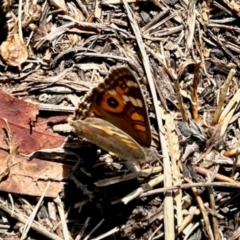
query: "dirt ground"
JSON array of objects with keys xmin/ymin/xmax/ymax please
[{"xmin": 1, "ymin": 0, "xmax": 240, "ymax": 239}]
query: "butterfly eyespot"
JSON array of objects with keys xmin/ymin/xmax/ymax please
[
  {"xmin": 101, "ymin": 92, "xmax": 125, "ymax": 113},
  {"xmin": 107, "ymin": 97, "xmax": 119, "ymax": 108}
]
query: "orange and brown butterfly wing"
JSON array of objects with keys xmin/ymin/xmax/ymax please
[{"xmin": 73, "ymin": 66, "xmax": 151, "ymax": 147}]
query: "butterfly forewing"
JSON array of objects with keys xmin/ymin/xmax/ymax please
[{"xmin": 71, "ymin": 66, "xmax": 151, "ymax": 149}]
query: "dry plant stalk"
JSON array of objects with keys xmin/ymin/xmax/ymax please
[
  {"xmin": 206, "ymin": 174, "xmax": 221, "ymax": 240},
  {"xmin": 211, "ymin": 68, "xmax": 236, "ymax": 126},
  {"xmin": 185, "ymin": 0, "xmax": 196, "ymax": 54},
  {"xmin": 191, "ymin": 61, "xmax": 201, "ymax": 122},
  {"xmin": 165, "ymin": 114, "xmax": 183, "ymax": 226},
  {"xmin": 186, "ymin": 178, "xmax": 214, "ymax": 240},
  {"xmin": 175, "ymin": 60, "xmax": 196, "ymax": 121}
]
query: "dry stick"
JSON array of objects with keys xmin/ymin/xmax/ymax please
[
  {"xmin": 186, "ymin": 178, "xmax": 214, "ymax": 240},
  {"xmin": 185, "ymin": 0, "xmax": 196, "ymax": 54},
  {"xmin": 165, "ymin": 114, "xmax": 183, "ymax": 226},
  {"xmin": 8, "ymin": 194, "xmax": 15, "ymax": 216},
  {"xmin": 83, "ymin": 219, "xmax": 105, "ymax": 240},
  {"xmin": 218, "ymin": 88, "xmax": 240, "ymax": 127},
  {"xmin": 95, "ymin": 172, "xmax": 145, "ymax": 187},
  {"xmin": 109, "ymin": 168, "xmax": 163, "ymax": 204},
  {"xmin": 208, "ymin": 23, "xmax": 240, "ymax": 30},
  {"xmin": 191, "ymin": 61, "xmax": 201, "ymax": 122},
  {"xmin": 183, "ymin": 222, "xmax": 201, "ymax": 240},
  {"xmin": 224, "ymin": 146, "xmax": 240, "ymax": 158},
  {"xmin": 149, "ymin": 223, "xmax": 163, "ymax": 240},
  {"xmin": 75, "ymin": 217, "xmax": 91, "ymax": 240},
  {"xmin": 194, "ymin": 21, "xmax": 211, "ymax": 82},
  {"xmin": 120, "ymin": 175, "xmax": 164, "ymax": 205},
  {"xmin": 213, "ymin": 1, "xmax": 233, "ymax": 15},
  {"xmin": 95, "ymin": 166, "xmax": 162, "ymax": 187},
  {"xmin": 174, "ymin": 63, "xmax": 195, "ymax": 122},
  {"xmin": 177, "ymin": 208, "xmax": 200, "ymax": 236},
  {"xmin": 149, "ymin": 25, "xmax": 184, "ymax": 38},
  {"xmin": 140, "ymin": 9, "xmax": 170, "ymax": 33},
  {"xmin": 94, "ymin": 0, "xmax": 102, "ymax": 19},
  {"xmin": 211, "ymin": 68, "xmax": 236, "ymax": 125},
  {"xmin": 221, "ymin": 0, "xmax": 240, "ymax": 18},
  {"xmin": 75, "ymin": 0, "xmax": 89, "ymax": 17},
  {"xmin": 206, "ymin": 174, "xmax": 221, "ymax": 240},
  {"xmin": 91, "ymin": 227, "xmax": 119, "ymax": 240},
  {"xmin": 122, "ymin": 2, "xmax": 174, "ymax": 240},
  {"xmin": 207, "ymin": 29, "xmax": 237, "ymax": 62},
  {"xmin": 153, "ymin": 75, "xmax": 169, "ymax": 111},
  {"xmin": 140, "ymin": 181, "xmax": 240, "ymax": 198},
  {"xmin": 223, "ymin": 40, "xmax": 240, "ymax": 54},
  {"xmin": 195, "ymin": 166, "xmax": 240, "ymax": 185},
  {"xmin": 39, "ymin": 103, "xmax": 75, "ymax": 113},
  {"xmin": 21, "ymin": 182, "xmax": 51, "ymax": 239},
  {"xmin": 18, "ymin": 0, "xmax": 23, "ymax": 40},
  {"xmin": 143, "ymin": 12, "xmax": 177, "ymax": 35},
  {"xmin": 54, "ymin": 195, "xmax": 70, "ymax": 240}
]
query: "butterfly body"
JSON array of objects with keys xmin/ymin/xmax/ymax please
[{"xmin": 69, "ymin": 66, "xmax": 151, "ymax": 163}]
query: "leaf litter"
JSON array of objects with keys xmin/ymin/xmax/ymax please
[{"xmin": 1, "ymin": 0, "xmax": 240, "ymax": 239}]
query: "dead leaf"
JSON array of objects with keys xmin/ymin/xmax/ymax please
[
  {"xmin": 0, "ymin": 89, "xmax": 65, "ymax": 154},
  {"xmin": 0, "ymin": 90, "xmax": 69, "ymax": 197},
  {"xmin": 0, "ymin": 33, "xmax": 28, "ymax": 69},
  {"xmin": 0, "ymin": 89, "xmax": 38, "ymax": 128},
  {"xmin": 0, "ymin": 151, "xmax": 70, "ymax": 197}
]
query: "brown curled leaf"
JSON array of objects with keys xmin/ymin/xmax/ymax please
[{"xmin": 0, "ymin": 33, "xmax": 28, "ymax": 69}]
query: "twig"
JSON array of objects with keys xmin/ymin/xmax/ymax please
[
  {"xmin": 211, "ymin": 68, "xmax": 236, "ymax": 125},
  {"xmin": 54, "ymin": 195, "xmax": 70, "ymax": 240},
  {"xmin": 206, "ymin": 174, "xmax": 221, "ymax": 240},
  {"xmin": 186, "ymin": 179, "xmax": 214, "ymax": 240},
  {"xmin": 191, "ymin": 61, "xmax": 201, "ymax": 121},
  {"xmin": 185, "ymin": 0, "xmax": 196, "ymax": 54},
  {"xmin": 83, "ymin": 219, "xmax": 105, "ymax": 240},
  {"xmin": 140, "ymin": 181, "xmax": 240, "ymax": 198}
]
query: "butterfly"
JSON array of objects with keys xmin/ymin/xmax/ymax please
[{"xmin": 68, "ymin": 66, "xmax": 152, "ymax": 163}]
